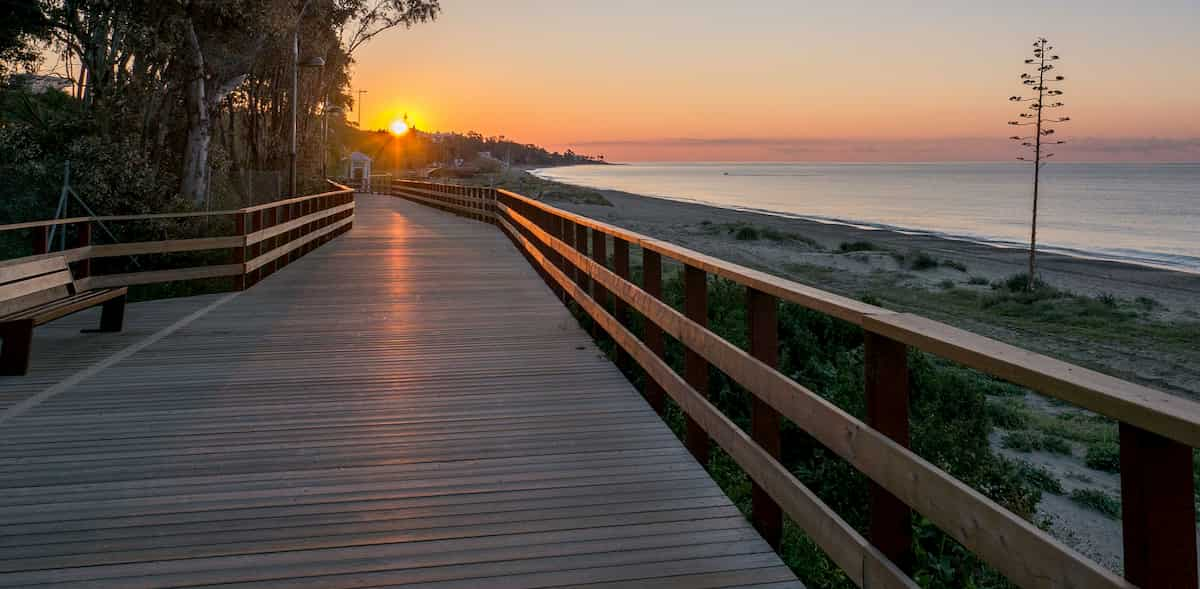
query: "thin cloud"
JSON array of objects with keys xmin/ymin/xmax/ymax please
[{"xmin": 565, "ymin": 136, "xmax": 1200, "ymax": 162}]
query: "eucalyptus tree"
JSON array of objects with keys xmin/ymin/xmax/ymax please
[
  {"xmin": 28, "ymin": 0, "xmax": 439, "ymax": 207},
  {"xmin": 1009, "ymin": 37, "xmax": 1068, "ymax": 290}
]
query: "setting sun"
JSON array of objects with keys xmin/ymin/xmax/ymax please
[{"xmin": 389, "ymin": 119, "xmax": 409, "ymax": 135}]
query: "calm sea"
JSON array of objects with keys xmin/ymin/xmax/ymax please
[{"xmin": 532, "ymin": 162, "xmax": 1200, "ymax": 274}]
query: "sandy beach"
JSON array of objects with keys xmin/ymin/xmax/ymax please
[{"xmin": 530, "ymin": 183, "xmax": 1200, "ymax": 397}]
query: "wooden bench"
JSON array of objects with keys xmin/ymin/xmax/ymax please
[{"xmin": 0, "ymin": 257, "xmax": 127, "ymax": 376}]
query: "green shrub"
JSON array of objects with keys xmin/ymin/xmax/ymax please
[
  {"xmin": 1085, "ymin": 442, "xmax": 1120, "ymax": 473},
  {"xmin": 910, "ymin": 251, "xmax": 940, "ymax": 271},
  {"xmin": 968, "ymin": 276, "xmax": 990, "ymax": 285},
  {"xmin": 1001, "ymin": 431, "xmax": 1071, "ymax": 454},
  {"xmin": 1002, "ymin": 431, "xmax": 1040, "ymax": 452},
  {"xmin": 1135, "ymin": 295, "xmax": 1160, "ymax": 309},
  {"xmin": 986, "ymin": 400, "xmax": 1030, "ymax": 429},
  {"xmin": 734, "ymin": 226, "xmax": 760, "ymax": 240},
  {"xmin": 838, "ymin": 240, "xmax": 878, "ymax": 253},
  {"xmin": 993, "ymin": 272, "xmax": 1051, "ymax": 293},
  {"xmin": 1070, "ymin": 489, "xmax": 1121, "ymax": 518},
  {"xmin": 1041, "ymin": 435, "xmax": 1073, "ymax": 455},
  {"xmin": 1020, "ymin": 463, "xmax": 1064, "ymax": 495},
  {"xmin": 860, "ymin": 294, "xmax": 882, "ymax": 307},
  {"xmin": 942, "ymin": 259, "xmax": 968, "ymax": 272},
  {"xmin": 938, "ymin": 279, "xmax": 956, "ymax": 289}
]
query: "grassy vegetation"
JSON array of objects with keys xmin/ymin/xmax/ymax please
[
  {"xmin": 1001, "ymin": 431, "xmax": 1073, "ymax": 455},
  {"xmin": 1019, "ymin": 463, "xmax": 1064, "ymax": 495},
  {"xmin": 885, "ymin": 249, "xmax": 966, "ymax": 272},
  {"xmin": 823, "ymin": 268, "xmax": 1200, "ymax": 354},
  {"xmin": 469, "ymin": 168, "xmax": 613, "ymax": 206},
  {"xmin": 1069, "ymin": 489, "xmax": 1122, "ymax": 518},
  {"xmin": 942, "ymin": 259, "xmax": 969, "ymax": 273},
  {"xmin": 1084, "ymin": 443, "xmax": 1120, "ymax": 473},
  {"xmin": 708, "ymin": 222, "xmax": 822, "ymax": 248},
  {"xmin": 838, "ymin": 240, "xmax": 879, "ymax": 253}
]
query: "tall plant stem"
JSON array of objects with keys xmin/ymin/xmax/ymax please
[{"xmin": 1028, "ymin": 39, "xmax": 1046, "ymax": 291}]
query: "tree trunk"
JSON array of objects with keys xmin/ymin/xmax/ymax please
[{"xmin": 181, "ymin": 76, "xmax": 213, "ymax": 207}]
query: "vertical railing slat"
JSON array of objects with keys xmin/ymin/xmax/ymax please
[
  {"xmin": 591, "ymin": 230, "xmax": 609, "ymax": 313},
  {"xmin": 574, "ymin": 223, "xmax": 590, "ymax": 294},
  {"xmin": 31, "ymin": 226, "xmax": 48, "ymax": 255},
  {"xmin": 684, "ymin": 265, "xmax": 710, "ymax": 466},
  {"xmin": 747, "ymin": 286, "xmax": 782, "ymax": 548},
  {"xmin": 233, "ymin": 213, "xmax": 247, "ymax": 291},
  {"xmin": 1120, "ymin": 423, "xmax": 1198, "ymax": 588},
  {"xmin": 613, "ymin": 237, "xmax": 632, "ymax": 373},
  {"xmin": 864, "ymin": 332, "xmax": 913, "ymax": 571},
  {"xmin": 642, "ymin": 249, "xmax": 667, "ymax": 415}
]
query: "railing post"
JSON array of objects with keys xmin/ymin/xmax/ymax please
[
  {"xmin": 546, "ymin": 208, "xmax": 565, "ymax": 301},
  {"xmin": 233, "ymin": 213, "xmax": 247, "ymax": 291},
  {"xmin": 250, "ymin": 210, "xmax": 264, "ymax": 286},
  {"xmin": 31, "ymin": 226, "xmax": 48, "ymax": 255},
  {"xmin": 747, "ymin": 287, "xmax": 782, "ymax": 549},
  {"xmin": 613, "ymin": 237, "xmax": 632, "ymax": 372},
  {"xmin": 642, "ymin": 250, "xmax": 666, "ymax": 415},
  {"xmin": 574, "ymin": 223, "xmax": 590, "ymax": 294},
  {"xmin": 684, "ymin": 265, "xmax": 710, "ymax": 466},
  {"xmin": 1120, "ymin": 423, "xmax": 1197, "ymax": 588},
  {"xmin": 273, "ymin": 204, "xmax": 285, "ymax": 273},
  {"xmin": 74, "ymin": 221, "xmax": 91, "ymax": 279},
  {"xmin": 864, "ymin": 332, "xmax": 913, "ymax": 571},
  {"xmin": 591, "ymin": 229, "xmax": 609, "ymax": 311}
]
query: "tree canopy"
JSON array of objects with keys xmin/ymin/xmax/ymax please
[{"xmin": 0, "ymin": 0, "xmax": 439, "ymax": 220}]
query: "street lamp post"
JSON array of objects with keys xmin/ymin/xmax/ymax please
[{"xmin": 357, "ymin": 89, "xmax": 367, "ymax": 128}]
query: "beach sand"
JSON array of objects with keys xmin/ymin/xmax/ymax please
[{"xmin": 546, "ymin": 187, "xmax": 1200, "ymax": 397}]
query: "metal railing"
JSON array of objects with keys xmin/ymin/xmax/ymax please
[{"xmin": 389, "ymin": 179, "xmax": 1199, "ymax": 589}]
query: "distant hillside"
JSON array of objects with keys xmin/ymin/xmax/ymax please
[{"xmin": 341, "ymin": 126, "xmax": 606, "ymax": 171}]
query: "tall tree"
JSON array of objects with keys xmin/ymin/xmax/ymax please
[
  {"xmin": 177, "ymin": 1, "xmax": 289, "ymax": 206},
  {"xmin": 0, "ymin": 0, "xmax": 48, "ymax": 77},
  {"xmin": 1009, "ymin": 37, "xmax": 1069, "ymax": 291}
]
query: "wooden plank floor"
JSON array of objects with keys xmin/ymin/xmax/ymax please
[{"xmin": 0, "ymin": 194, "xmax": 801, "ymax": 588}]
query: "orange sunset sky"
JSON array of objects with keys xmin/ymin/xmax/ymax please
[{"xmin": 353, "ymin": 1, "xmax": 1200, "ymax": 162}]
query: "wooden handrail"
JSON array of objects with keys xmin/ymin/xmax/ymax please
[
  {"xmin": 384, "ymin": 180, "xmax": 1195, "ymax": 588},
  {"xmin": 0, "ymin": 181, "xmax": 355, "ymax": 233},
  {"xmin": 499, "ymin": 201, "xmax": 1130, "ymax": 589},
  {"xmin": 0, "ymin": 184, "xmax": 356, "ymax": 290}
]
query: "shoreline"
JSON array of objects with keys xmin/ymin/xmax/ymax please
[
  {"xmin": 547, "ymin": 184, "xmax": 1200, "ymax": 319},
  {"xmin": 529, "ymin": 166, "xmax": 1200, "ymax": 277}
]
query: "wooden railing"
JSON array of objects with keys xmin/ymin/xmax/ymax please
[
  {"xmin": 0, "ymin": 181, "xmax": 355, "ymax": 291},
  {"xmin": 390, "ymin": 179, "xmax": 1200, "ymax": 589}
]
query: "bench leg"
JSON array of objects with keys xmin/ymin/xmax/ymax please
[
  {"xmin": 97, "ymin": 295, "xmax": 127, "ymax": 333},
  {"xmin": 0, "ymin": 320, "xmax": 34, "ymax": 377}
]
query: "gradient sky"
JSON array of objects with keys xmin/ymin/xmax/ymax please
[{"xmin": 353, "ymin": 1, "xmax": 1200, "ymax": 162}]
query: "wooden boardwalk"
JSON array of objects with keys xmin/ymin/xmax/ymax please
[{"xmin": 0, "ymin": 194, "xmax": 800, "ymax": 588}]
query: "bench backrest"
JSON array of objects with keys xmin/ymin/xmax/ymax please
[{"xmin": 0, "ymin": 257, "xmax": 75, "ymax": 316}]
